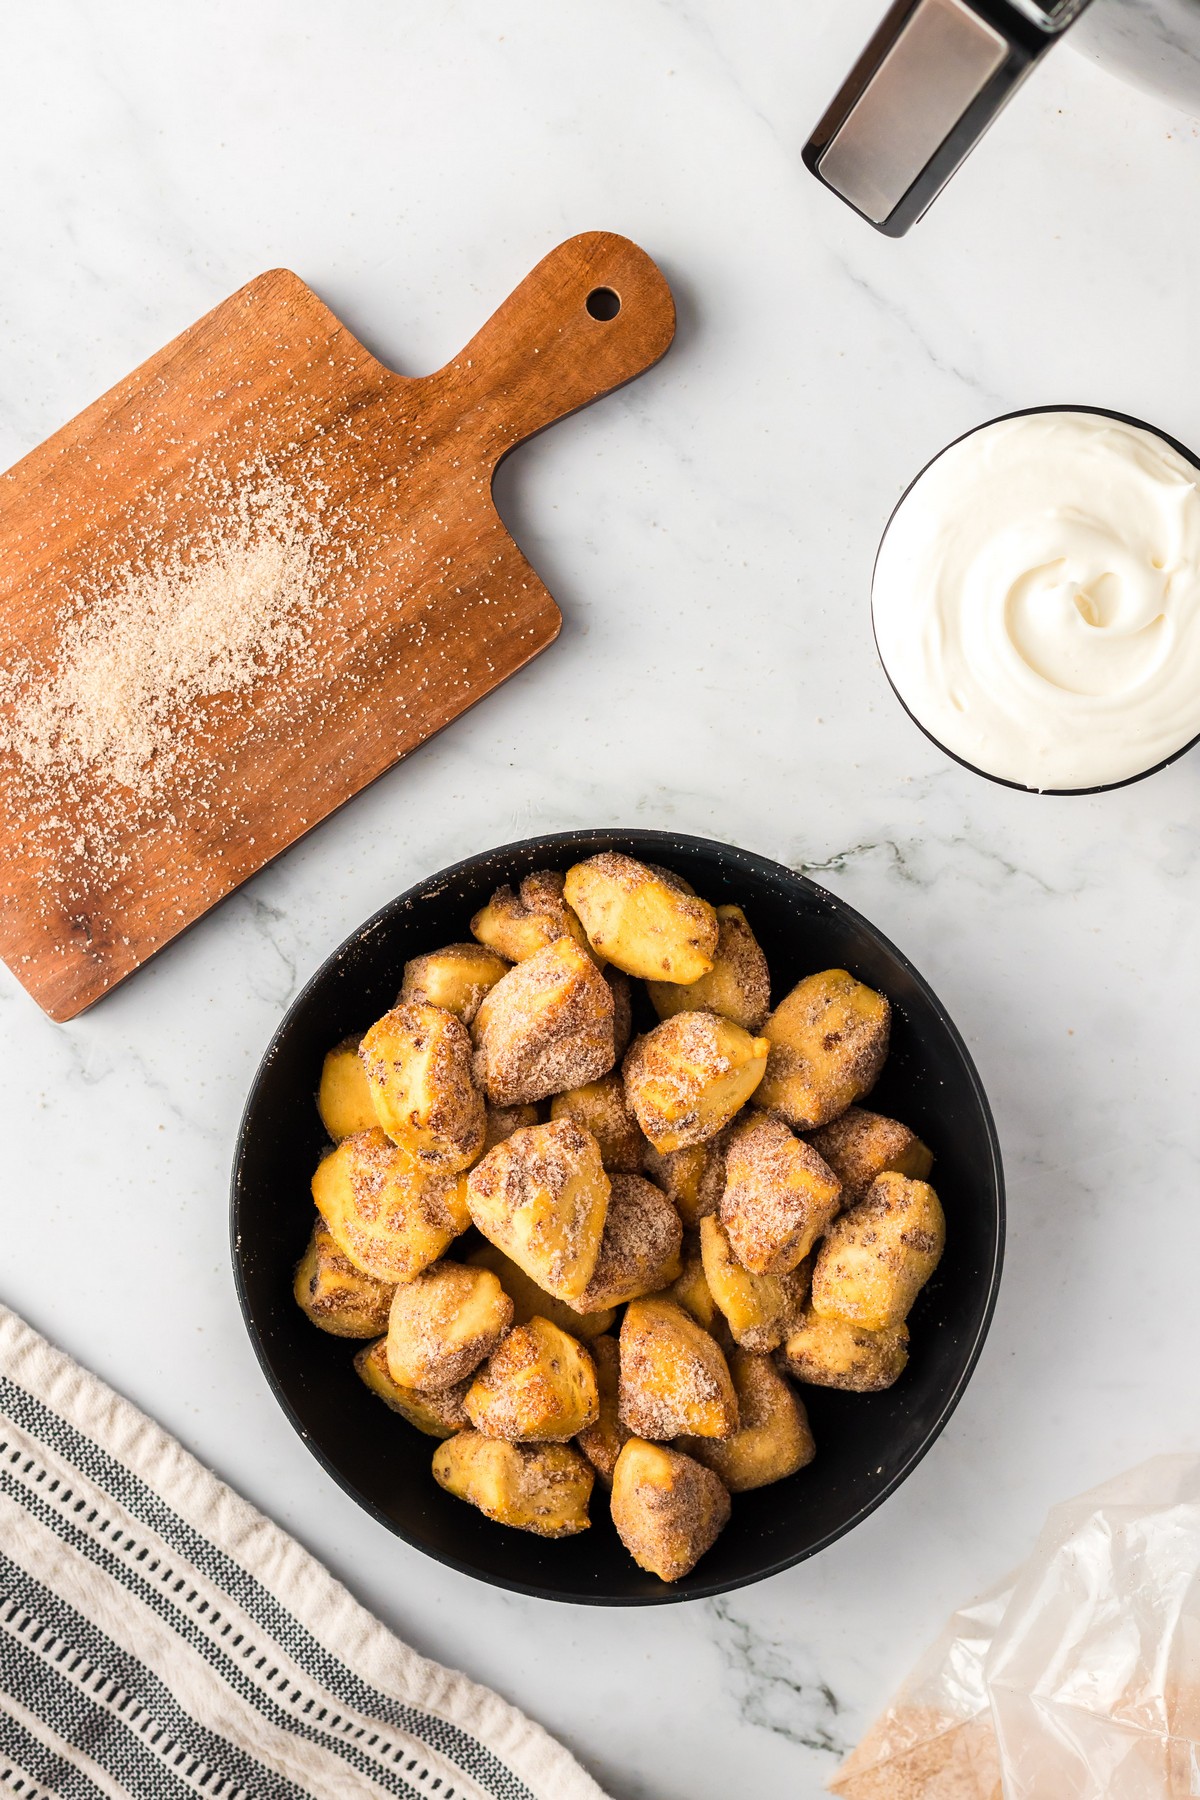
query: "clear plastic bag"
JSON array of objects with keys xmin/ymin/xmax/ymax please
[{"xmin": 830, "ymin": 1455, "xmax": 1200, "ymax": 1799}]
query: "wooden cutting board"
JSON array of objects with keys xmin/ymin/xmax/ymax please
[{"xmin": 0, "ymin": 233, "xmax": 675, "ymax": 1021}]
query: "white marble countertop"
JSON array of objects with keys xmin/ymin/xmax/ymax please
[{"xmin": 3, "ymin": 3, "xmax": 1199, "ymax": 1794}]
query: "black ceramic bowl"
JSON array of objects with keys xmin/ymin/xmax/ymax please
[
  {"xmin": 232, "ymin": 829, "xmax": 1004, "ymax": 1604},
  {"xmin": 872, "ymin": 404, "xmax": 1200, "ymax": 796}
]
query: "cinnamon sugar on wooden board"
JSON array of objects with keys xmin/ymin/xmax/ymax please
[
  {"xmin": 0, "ymin": 459, "xmax": 351, "ymax": 886},
  {"xmin": 0, "ymin": 470, "xmax": 327, "ymax": 796},
  {"xmin": 0, "ymin": 261, "xmax": 582, "ymax": 1019}
]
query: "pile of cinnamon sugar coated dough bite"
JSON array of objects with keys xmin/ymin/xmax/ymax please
[{"xmin": 295, "ymin": 853, "xmax": 946, "ymax": 1585}]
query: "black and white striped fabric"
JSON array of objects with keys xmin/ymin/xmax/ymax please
[{"xmin": 0, "ymin": 1307, "xmax": 607, "ymax": 1800}]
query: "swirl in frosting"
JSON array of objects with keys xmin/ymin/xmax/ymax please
[{"xmin": 872, "ymin": 411, "xmax": 1200, "ymax": 790}]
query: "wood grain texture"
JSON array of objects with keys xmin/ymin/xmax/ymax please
[{"xmin": 0, "ymin": 232, "xmax": 675, "ymax": 1020}]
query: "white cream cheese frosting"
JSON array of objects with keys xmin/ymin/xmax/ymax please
[{"xmin": 871, "ymin": 411, "xmax": 1200, "ymax": 790}]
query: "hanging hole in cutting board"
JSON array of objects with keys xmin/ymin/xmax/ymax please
[{"xmin": 586, "ymin": 286, "xmax": 621, "ymax": 321}]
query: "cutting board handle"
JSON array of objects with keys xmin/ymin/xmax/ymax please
[{"xmin": 437, "ymin": 231, "xmax": 676, "ymax": 462}]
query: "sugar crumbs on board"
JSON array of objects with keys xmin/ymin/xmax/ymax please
[
  {"xmin": 0, "ymin": 457, "xmax": 359, "ymax": 900},
  {"xmin": 1, "ymin": 468, "xmax": 330, "ymax": 801}
]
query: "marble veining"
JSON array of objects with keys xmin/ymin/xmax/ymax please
[
  {"xmin": 707, "ymin": 1597, "xmax": 848, "ymax": 1757},
  {"xmin": 2, "ymin": 3, "xmax": 1199, "ymax": 1796}
]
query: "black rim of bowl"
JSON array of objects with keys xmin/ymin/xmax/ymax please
[
  {"xmin": 871, "ymin": 404, "xmax": 1200, "ymax": 797},
  {"xmin": 231, "ymin": 828, "xmax": 1006, "ymax": 1605}
]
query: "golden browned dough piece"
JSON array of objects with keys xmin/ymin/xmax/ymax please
[
  {"xmin": 645, "ymin": 862, "xmax": 696, "ymax": 894},
  {"xmin": 719, "ymin": 1113, "xmax": 842, "ymax": 1275},
  {"xmin": 353, "ymin": 1338, "xmax": 470, "ymax": 1437},
  {"xmin": 482, "ymin": 1102, "xmax": 541, "ymax": 1151},
  {"xmin": 623, "ymin": 1013, "xmax": 769, "ymax": 1153},
  {"xmin": 664, "ymin": 1242, "xmax": 724, "ymax": 1337},
  {"xmin": 812, "ymin": 1172, "xmax": 945, "ymax": 1331},
  {"xmin": 432, "ymin": 1433, "xmax": 594, "ymax": 1537},
  {"xmin": 807, "ymin": 1106, "xmax": 933, "ymax": 1205},
  {"xmin": 568, "ymin": 1174, "xmax": 683, "ymax": 1313},
  {"xmin": 619, "ymin": 1295, "xmax": 738, "ymax": 1440},
  {"xmin": 648, "ymin": 904, "xmax": 771, "ymax": 1032},
  {"xmin": 680, "ymin": 1350, "xmax": 815, "ymax": 1491},
  {"xmin": 699, "ymin": 1214, "xmax": 810, "ymax": 1352},
  {"xmin": 465, "ymin": 1118, "xmax": 611, "ymax": 1302},
  {"xmin": 643, "ymin": 1141, "xmax": 705, "ymax": 1226},
  {"xmin": 550, "ymin": 1074, "xmax": 646, "ymax": 1173},
  {"xmin": 575, "ymin": 1333, "xmax": 628, "ymax": 1484},
  {"xmin": 465, "ymin": 1240, "xmax": 615, "ymax": 1340},
  {"xmin": 472, "ymin": 937, "xmax": 616, "ymax": 1106},
  {"xmin": 399, "ymin": 942, "xmax": 511, "ymax": 1025},
  {"xmin": 471, "ymin": 869, "xmax": 592, "ymax": 964},
  {"xmin": 316, "ymin": 1036, "xmax": 378, "ymax": 1143},
  {"xmin": 311, "ymin": 1129, "xmax": 469, "ymax": 1285},
  {"xmin": 360, "ymin": 1001, "xmax": 485, "ymax": 1173},
  {"xmin": 780, "ymin": 1308, "xmax": 909, "ymax": 1392},
  {"xmin": 465, "ymin": 1317, "xmax": 599, "ymax": 1442},
  {"xmin": 641, "ymin": 1133, "xmax": 729, "ymax": 1229},
  {"xmin": 752, "ymin": 969, "xmax": 890, "ymax": 1131},
  {"xmin": 606, "ymin": 967, "xmax": 634, "ymax": 1057},
  {"xmin": 610, "ymin": 1440, "xmax": 731, "ymax": 1582},
  {"xmin": 385, "ymin": 1262, "xmax": 513, "ymax": 1391},
  {"xmin": 564, "ymin": 852, "xmax": 719, "ymax": 982},
  {"xmin": 293, "ymin": 1217, "xmax": 395, "ymax": 1337}
]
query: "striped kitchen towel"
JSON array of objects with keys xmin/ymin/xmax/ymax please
[{"xmin": 0, "ymin": 1305, "xmax": 608, "ymax": 1800}]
